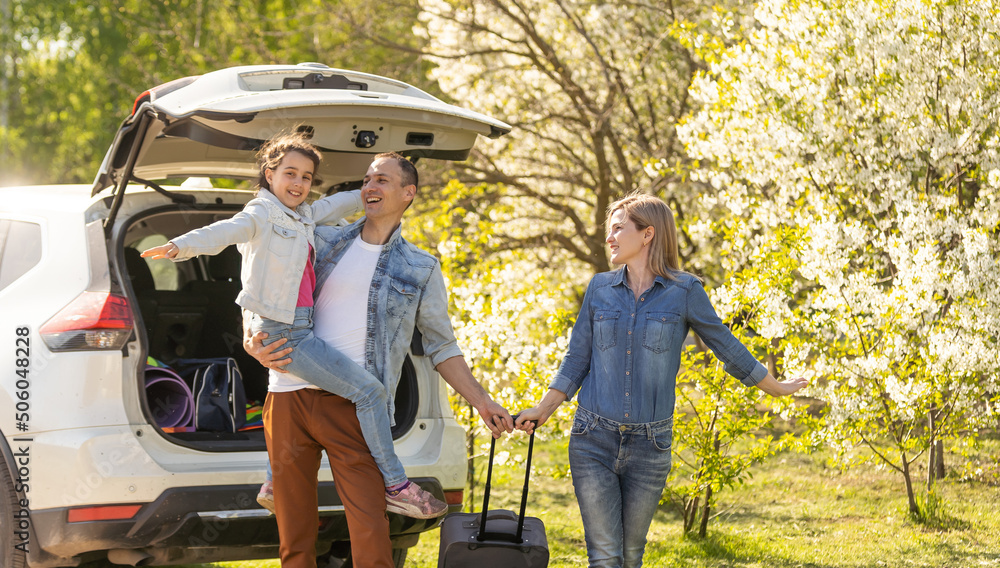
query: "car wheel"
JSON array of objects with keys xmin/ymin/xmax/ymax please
[
  {"xmin": 1, "ymin": 450, "xmax": 28, "ymax": 568},
  {"xmin": 317, "ymin": 547, "xmax": 408, "ymax": 568}
]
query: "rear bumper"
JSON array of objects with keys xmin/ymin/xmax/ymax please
[{"xmin": 28, "ymin": 479, "xmax": 451, "ymax": 567}]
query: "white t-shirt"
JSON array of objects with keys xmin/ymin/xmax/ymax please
[{"xmin": 268, "ymin": 236, "xmax": 382, "ymax": 392}]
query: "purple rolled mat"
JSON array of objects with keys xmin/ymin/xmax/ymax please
[{"xmin": 144, "ymin": 365, "xmax": 194, "ymax": 428}]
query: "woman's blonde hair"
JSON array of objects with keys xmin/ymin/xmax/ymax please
[{"xmin": 605, "ymin": 192, "xmax": 685, "ymax": 280}]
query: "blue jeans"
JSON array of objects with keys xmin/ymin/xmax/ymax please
[
  {"xmin": 569, "ymin": 407, "xmax": 673, "ymax": 568},
  {"xmin": 250, "ymin": 307, "xmax": 407, "ymax": 487}
]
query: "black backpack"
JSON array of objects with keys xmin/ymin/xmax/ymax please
[{"xmin": 176, "ymin": 357, "xmax": 247, "ymax": 432}]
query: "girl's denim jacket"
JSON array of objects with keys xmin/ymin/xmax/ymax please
[
  {"xmin": 170, "ymin": 189, "xmax": 362, "ymax": 324},
  {"xmin": 550, "ymin": 268, "xmax": 768, "ymax": 425}
]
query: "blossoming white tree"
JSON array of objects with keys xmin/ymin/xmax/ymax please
[{"xmin": 679, "ymin": 0, "xmax": 1000, "ymax": 516}]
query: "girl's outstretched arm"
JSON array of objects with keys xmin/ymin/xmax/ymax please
[{"xmin": 140, "ymin": 242, "xmax": 178, "ymax": 259}]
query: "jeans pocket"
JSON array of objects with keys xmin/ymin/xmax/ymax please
[
  {"xmin": 570, "ymin": 414, "xmax": 592, "ymax": 436},
  {"xmin": 650, "ymin": 425, "xmax": 673, "ymax": 452},
  {"xmin": 642, "ymin": 311, "xmax": 681, "ymax": 354}
]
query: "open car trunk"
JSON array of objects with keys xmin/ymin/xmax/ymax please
[{"xmin": 120, "ymin": 202, "xmax": 421, "ymax": 450}]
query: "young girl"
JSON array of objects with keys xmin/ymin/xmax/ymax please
[{"xmin": 141, "ymin": 132, "xmax": 447, "ymax": 519}]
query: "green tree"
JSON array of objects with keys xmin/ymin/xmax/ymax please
[
  {"xmin": 2, "ymin": 0, "xmax": 428, "ymax": 186},
  {"xmin": 667, "ymin": 223, "xmax": 806, "ymax": 537}
]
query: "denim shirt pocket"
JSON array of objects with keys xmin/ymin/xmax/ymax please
[
  {"xmin": 268, "ymin": 225, "xmax": 297, "ymax": 256},
  {"xmin": 593, "ymin": 309, "xmax": 621, "ymax": 351},
  {"xmin": 642, "ymin": 311, "xmax": 681, "ymax": 354},
  {"xmin": 387, "ymin": 277, "xmax": 418, "ymax": 317}
]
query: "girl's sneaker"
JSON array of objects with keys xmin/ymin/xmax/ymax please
[
  {"xmin": 256, "ymin": 481, "xmax": 275, "ymax": 514},
  {"xmin": 385, "ymin": 482, "xmax": 447, "ymax": 519}
]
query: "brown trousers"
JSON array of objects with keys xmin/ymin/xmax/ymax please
[{"xmin": 264, "ymin": 389, "xmax": 394, "ymax": 568}]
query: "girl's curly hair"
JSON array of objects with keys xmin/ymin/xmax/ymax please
[{"xmin": 255, "ymin": 131, "xmax": 323, "ymax": 194}]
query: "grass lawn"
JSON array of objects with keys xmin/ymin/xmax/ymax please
[
  {"xmin": 213, "ymin": 436, "xmax": 1000, "ymax": 568},
  {"xmin": 407, "ymin": 436, "xmax": 1000, "ymax": 567}
]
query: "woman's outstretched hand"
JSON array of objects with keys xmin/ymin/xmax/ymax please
[{"xmin": 755, "ymin": 374, "xmax": 809, "ymax": 397}]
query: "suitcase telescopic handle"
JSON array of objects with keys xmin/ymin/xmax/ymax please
[{"xmin": 477, "ymin": 417, "xmax": 536, "ymax": 544}]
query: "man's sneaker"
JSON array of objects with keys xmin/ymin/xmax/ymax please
[
  {"xmin": 385, "ymin": 482, "xmax": 448, "ymax": 519},
  {"xmin": 256, "ymin": 481, "xmax": 275, "ymax": 514}
]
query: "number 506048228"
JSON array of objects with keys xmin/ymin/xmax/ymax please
[{"xmin": 14, "ymin": 326, "xmax": 30, "ymax": 429}]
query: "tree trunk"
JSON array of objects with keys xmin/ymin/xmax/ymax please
[
  {"xmin": 698, "ymin": 483, "xmax": 713, "ymax": 538},
  {"xmin": 684, "ymin": 495, "xmax": 699, "ymax": 534},
  {"xmin": 927, "ymin": 411, "xmax": 946, "ymax": 491},
  {"xmin": 934, "ymin": 440, "xmax": 945, "ymax": 480},
  {"xmin": 697, "ymin": 433, "xmax": 721, "ymax": 538},
  {"xmin": 767, "ymin": 337, "xmax": 781, "ymax": 377},
  {"xmin": 901, "ymin": 452, "xmax": 919, "ymax": 515},
  {"xmin": 927, "ymin": 412, "xmax": 936, "ymax": 491},
  {"xmin": 926, "ymin": 440, "xmax": 935, "ymax": 491}
]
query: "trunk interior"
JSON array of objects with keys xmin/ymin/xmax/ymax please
[{"xmin": 120, "ymin": 206, "xmax": 418, "ymax": 450}]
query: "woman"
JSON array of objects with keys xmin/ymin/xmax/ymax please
[{"xmin": 515, "ymin": 193, "xmax": 807, "ymax": 568}]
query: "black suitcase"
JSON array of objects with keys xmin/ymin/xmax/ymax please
[{"xmin": 438, "ymin": 427, "xmax": 549, "ymax": 568}]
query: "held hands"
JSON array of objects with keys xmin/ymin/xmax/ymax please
[
  {"xmin": 140, "ymin": 242, "xmax": 179, "ymax": 260},
  {"xmin": 478, "ymin": 400, "xmax": 514, "ymax": 439}
]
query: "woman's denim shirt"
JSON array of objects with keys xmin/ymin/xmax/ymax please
[
  {"xmin": 313, "ymin": 218, "xmax": 464, "ymax": 423},
  {"xmin": 171, "ymin": 189, "xmax": 362, "ymax": 324},
  {"xmin": 549, "ymin": 268, "xmax": 768, "ymax": 424}
]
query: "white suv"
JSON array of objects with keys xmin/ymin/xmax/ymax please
[{"xmin": 0, "ymin": 63, "xmax": 510, "ymax": 568}]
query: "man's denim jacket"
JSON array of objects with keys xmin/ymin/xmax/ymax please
[
  {"xmin": 171, "ymin": 189, "xmax": 362, "ymax": 324},
  {"xmin": 313, "ymin": 218, "xmax": 463, "ymax": 423},
  {"xmin": 549, "ymin": 268, "xmax": 768, "ymax": 425}
]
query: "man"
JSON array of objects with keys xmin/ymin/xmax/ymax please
[{"xmin": 245, "ymin": 152, "xmax": 513, "ymax": 568}]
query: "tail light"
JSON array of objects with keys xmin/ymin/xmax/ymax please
[
  {"xmin": 67, "ymin": 504, "xmax": 142, "ymax": 523},
  {"xmin": 444, "ymin": 490, "xmax": 464, "ymax": 505},
  {"xmin": 40, "ymin": 291, "xmax": 134, "ymax": 351}
]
